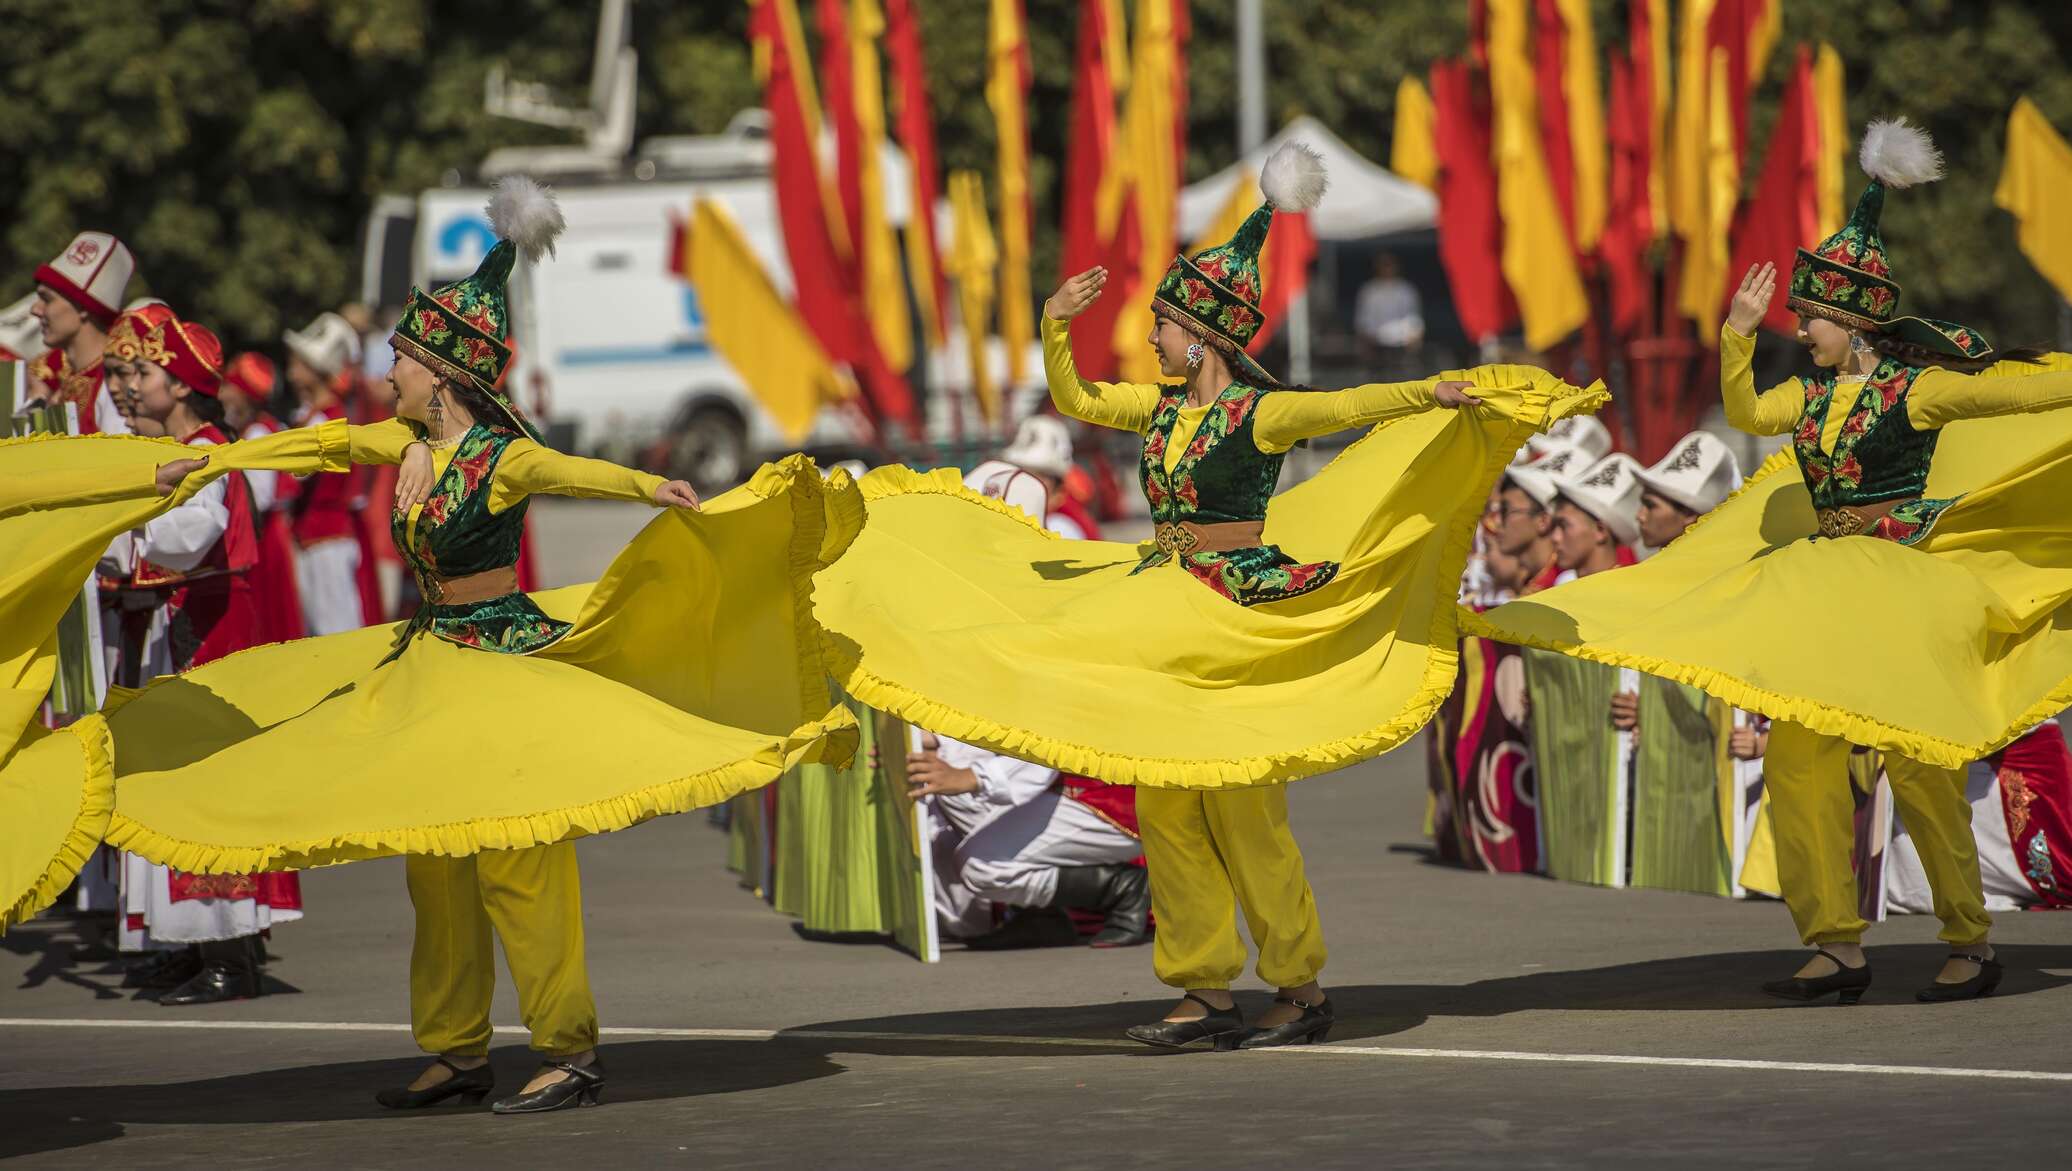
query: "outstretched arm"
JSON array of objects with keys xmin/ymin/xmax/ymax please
[
  {"xmin": 486, "ymin": 440, "xmax": 696, "ymax": 513},
  {"xmin": 1253, "ymin": 377, "xmax": 1480, "ymax": 453},
  {"xmin": 1041, "ymin": 267, "xmax": 1162, "ymax": 433},
  {"xmin": 1719, "ymin": 264, "xmax": 1804, "ymax": 436},
  {"xmin": 1907, "ymin": 354, "xmax": 2072, "ymax": 428}
]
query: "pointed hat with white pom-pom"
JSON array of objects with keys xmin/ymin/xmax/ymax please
[
  {"xmin": 1787, "ymin": 117, "xmax": 1991, "ymax": 359},
  {"xmin": 1150, "ymin": 140, "xmax": 1326, "ymax": 387},
  {"xmin": 390, "ymin": 174, "xmax": 566, "ymax": 437}
]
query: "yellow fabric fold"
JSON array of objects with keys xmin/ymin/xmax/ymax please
[
  {"xmin": 1, "ymin": 719, "xmax": 113, "ymax": 931},
  {"xmin": 1467, "ymin": 353, "xmax": 2072, "ymax": 769},
  {"xmin": 0, "ymin": 437, "xmax": 863, "ymax": 888},
  {"xmin": 816, "ymin": 365, "xmax": 1608, "ymax": 787}
]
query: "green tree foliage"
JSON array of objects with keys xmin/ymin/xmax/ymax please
[{"xmin": 2, "ymin": 0, "xmax": 2068, "ymax": 351}]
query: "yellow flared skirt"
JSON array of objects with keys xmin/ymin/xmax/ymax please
[
  {"xmin": 0, "ymin": 433, "xmax": 861, "ymax": 921},
  {"xmin": 1467, "ymin": 361, "xmax": 2072, "ymax": 770},
  {"xmin": 815, "ymin": 365, "xmax": 1608, "ymax": 787}
]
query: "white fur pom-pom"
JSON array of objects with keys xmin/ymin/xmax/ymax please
[
  {"xmin": 488, "ymin": 175, "xmax": 566, "ymax": 263},
  {"xmin": 1260, "ymin": 141, "xmax": 1328, "ymax": 212},
  {"xmin": 1859, "ymin": 117, "xmax": 1943, "ymax": 189}
]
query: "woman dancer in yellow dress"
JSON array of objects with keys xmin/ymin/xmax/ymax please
[
  {"xmin": 1469, "ymin": 120, "xmax": 2072, "ymax": 1003},
  {"xmin": 0, "ymin": 178, "xmax": 859, "ymax": 1112},
  {"xmin": 814, "ymin": 144, "xmax": 1607, "ymax": 1048}
]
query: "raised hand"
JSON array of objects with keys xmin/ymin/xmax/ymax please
[
  {"xmin": 394, "ymin": 442, "xmax": 435, "ymax": 513},
  {"xmin": 653, "ymin": 480, "xmax": 702, "ymax": 510},
  {"xmin": 1044, "ymin": 266, "xmax": 1108, "ymax": 321},
  {"xmin": 154, "ymin": 455, "xmax": 209, "ymax": 497},
  {"xmin": 1726, "ymin": 261, "xmax": 1776, "ymax": 336},
  {"xmin": 1433, "ymin": 379, "xmax": 1482, "ymax": 409}
]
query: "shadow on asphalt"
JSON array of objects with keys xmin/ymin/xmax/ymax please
[
  {"xmin": 0, "ymin": 1039, "xmax": 843, "ymax": 1160},
  {"xmin": 4, "ymin": 919, "xmax": 303, "ymax": 1003},
  {"xmin": 6, "ymin": 944, "xmax": 2069, "ymax": 1158},
  {"xmin": 787, "ymin": 942, "xmax": 2072, "ymax": 1042}
]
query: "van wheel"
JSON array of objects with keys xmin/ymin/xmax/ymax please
[{"xmin": 666, "ymin": 403, "xmax": 749, "ymax": 493}]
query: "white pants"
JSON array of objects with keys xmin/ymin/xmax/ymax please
[
  {"xmin": 295, "ymin": 538, "xmax": 364, "ymax": 636},
  {"xmin": 118, "ymin": 853, "xmax": 302, "ymax": 951},
  {"xmin": 928, "ymin": 789, "xmax": 1141, "ymax": 939}
]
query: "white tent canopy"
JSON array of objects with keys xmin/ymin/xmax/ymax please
[{"xmin": 1177, "ymin": 115, "xmax": 1436, "ymax": 243}]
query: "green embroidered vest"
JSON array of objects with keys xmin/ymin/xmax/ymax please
[
  {"xmin": 1136, "ymin": 383, "xmax": 1337, "ymax": 605},
  {"xmin": 1792, "ymin": 359, "xmax": 1957, "ymax": 546},
  {"xmin": 387, "ymin": 424, "xmax": 569, "ymax": 658}
]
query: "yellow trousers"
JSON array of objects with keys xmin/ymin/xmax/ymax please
[
  {"xmin": 1136, "ymin": 785, "xmax": 1326, "ymax": 990},
  {"xmin": 405, "ymin": 842, "xmax": 598, "ymax": 1057},
  {"xmin": 1766, "ymin": 720, "xmax": 1990, "ymax": 948}
]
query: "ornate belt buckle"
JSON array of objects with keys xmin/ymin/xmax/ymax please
[
  {"xmin": 1816, "ymin": 508, "xmax": 1865, "ymax": 539},
  {"xmin": 1154, "ymin": 523, "xmax": 1198, "ymax": 556},
  {"xmin": 421, "ymin": 574, "xmax": 444, "ymax": 604}
]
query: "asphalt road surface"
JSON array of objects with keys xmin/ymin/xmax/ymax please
[{"xmin": 2, "ymin": 499, "xmax": 2066, "ymax": 1168}]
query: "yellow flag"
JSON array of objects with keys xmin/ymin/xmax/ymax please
[
  {"xmin": 946, "ymin": 170, "xmax": 1001, "ymax": 425},
  {"xmin": 1812, "ymin": 44, "xmax": 1846, "ymax": 237},
  {"xmin": 1110, "ymin": 0, "xmax": 1181, "ymax": 385},
  {"xmin": 1996, "ymin": 98, "xmax": 2072, "ymax": 304},
  {"xmin": 1675, "ymin": 46, "xmax": 1736, "ymax": 341},
  {"xmin": 1668, "ymin": 0, "xmax": 1719, "ymax": 246},
  {"xmin": 1557, "ymin": 0, "xmax": 1607, "ymax": 252},
  {"xmin": 1189, "ymin": 167, "xmax": 1255, "ymax": 255},
  {"xmin": 1391, "ymin": 76, "xmax": 1439, "ymax": 192},
  {"xmin": 1644, "ymin": 0, "xmax": 1670, "ymax": 239},
  {"xmin": 986, "ymin": 0, "xmax": 1033, "ymax": 385},
  {"xmin": 851, "ymin": 0, "xmax": 913, "ymax": 372},
  {"xmin": 1488, "ymin": 0, "xmax": 1587, "ymax": 351},
  {"xmin": 687, "ymin": 200, "xmax": 850, "ymax": 444}
]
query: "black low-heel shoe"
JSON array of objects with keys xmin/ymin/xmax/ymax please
[
  {"xmin": 1760, "ymin": 947, "xmax": 1872, "ymax": 1004},
  {"xmin": 491, "ymin": 1059, "xmax": 606, "ymax": 1114},
  {"xmin": 1125, "ymin": 993, "xmax": 1245, "ymax": 1051},
  {"xmin": 1916, "ymin": 951, "xmax": 2003, "ymax": 1003},
  {"xmin": 374, "ymin": 1057, "xmax": 495, "ymax": 1109},
  {"xmin": 1236, "ymin": 995, "xmax": 1335, "ymax": 1049}
]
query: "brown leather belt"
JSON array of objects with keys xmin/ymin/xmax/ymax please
[
  {"xmin": 422, "ymin": 566, "xmax": 520, "ymax": 606},
  {"xmin": 1814, "ymin": 498, "xmax": 1911, "ymax": 539},
  {"xmin": 1153, "ymin": 519, "xmax": 1266, "ymax": 556}
]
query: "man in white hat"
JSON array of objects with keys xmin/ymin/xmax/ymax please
[
  {"xmin": 1633, "ymin": 431, "xmax": 1742, "ymax": 549},
  {"xmin": 963, "ymin": 413, "xmax": 1077, "ymax": 533},
  {"xmin": 1524, "ymin": 414, "xmax": 1611, "ymax": 463},
  {"xmin": 1548, "ymin": 452, "xmax": 1644, "ymax": 585},
  {"xmin": 904, "ymin": 412, "xmax": 1148, "ymax": 949},
  {"xmin": 282, "ymin": 311, "xmax": 372, "ymax": 635},
  {"xmin": 1490, "ymin": 442, "xmax": 1592, "ymax": 596},
  {"xmin": 22, "ymin": 231, "xmax": 136, "ymax": 434}
]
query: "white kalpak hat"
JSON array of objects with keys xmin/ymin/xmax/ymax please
[
  {"xmin": 284, "ymin": 311, "xmax": 363, "ymax": 379},
  {"xmin": 33, "ymin": 231, "xmax": 135, "ymax": 328},
  {"xmin": 1526, "ymin": 415, "xmax": 1611, "ymax": 461},
  {"xmin": 1635, "ymin": 431, "xmax": 1742, "ymax": 516},
  {"xmin": 0, "ymin": 294, "xmax": 45, "ymax": 361},
  {"xmin": 1502, "ymin": 442, "xmax": 1592, "ymax": 510},
  {"xmin": 1000, "ymin": 414, "xmax": 1075, "ymax": 479},
  {"xmin": 1553, "ymin": 452, "xmax": 1645, "ymax": 547}
]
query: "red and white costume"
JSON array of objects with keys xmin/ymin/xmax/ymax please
[{"xmin": 27, "ymin": 231, "xmax": 136, "ymax": 435}]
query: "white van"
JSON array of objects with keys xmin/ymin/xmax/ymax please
[{"xmin": 362, "ymin": 128, "xmax": 887, "ymax": 489}]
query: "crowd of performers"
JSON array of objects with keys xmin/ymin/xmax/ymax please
[
  {"xmin": 1, "ymin": 238, "xmax": 460, "ymax": 1004},
  {"xmin": 6, "ymin": 119, "xmax": 2072, "ymax": 1120}
]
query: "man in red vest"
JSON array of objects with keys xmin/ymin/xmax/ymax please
[
  {"xmin": 22, "ymin": 231, "xmax": 135, "ymax": 433},
  {"xmin": 101, "ymin": 308, "xmax": 303, "ymax": 1004},
  {"xmin": 220, "ymin": 352, "xmax": 307, "ymax": 644},
  {"xmin": 282, "ymin": 310, "xmax": 370, "ymax": 634}
]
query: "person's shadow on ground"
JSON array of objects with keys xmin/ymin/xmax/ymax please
[{"xmin": 3, "ymin": 917, "xmax": 302, "ymax": 1002}]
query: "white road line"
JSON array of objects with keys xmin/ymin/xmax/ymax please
[{"xmin": 3, "ymin": 1018, "xmax": 2069, "ymax": 1084}]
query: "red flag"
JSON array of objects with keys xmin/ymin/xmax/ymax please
[
  {"xmin": 1059, "ymin": 0, "xmax": 1118, "ymax": 283},
  {"xmin": 884, "ymin": 0, "xmax": 949, "ymax": 345},
  {"xmin": 752, "ymin": 0, "xmax": 916, "ymax": 430},
  {"xmin": 1602, "ymin": 54, "xmax": 1649, "ymax": 337},
  {"xmin": 1727, "ymin": 45, "xmax": 1819, "ymax": 336},
  {"xmin": 1248, "ymin": 211, "xmax": 1316, "ymax": 353},
  {"xmin": 1430, "ymin": 59, "xmax": 1516, "ymax": 343},
  {"xmin": 1532, "ymin": 0, "xmax": 1576, "ymax": 246},
  {"xmin": 1707, "ymin": 0, "xmax": 1777, "ymax": 158},
  {"xmin": 817, "ymin": 0, "xmax": 863, "ymax": 260}
]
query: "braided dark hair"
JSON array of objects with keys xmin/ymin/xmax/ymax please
[
  {"xmin": 436, "ymin": 373, "xmax": 518, "ymax": 433},
  {"xmin": 1869, "ymin": 334, "xmax": 2049, "ymax": 375},
  {"xmin": 184, "ymin": 389, "xmax": 226, "ymax": 427}
]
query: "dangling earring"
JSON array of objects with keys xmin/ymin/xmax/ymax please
[
  {"xmin": 1185, "ymin": 342, "xmax": 1205, "ymax": 370},
  {"xmin": 427, "ymin": 385, "xmax": 445, "ymax": 427},
  {"xmin": 1849, "ymin": 333, "xmax": 1875, "ymax": 373}
]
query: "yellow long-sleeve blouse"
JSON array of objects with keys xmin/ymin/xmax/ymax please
[
  {"xmin": 1720, "ymin": 324, "xmax": 2072, "ymax": 453},
  {"xmin": 1041, "ymin": 315, "xmax": 1442, "ymax": 472}
]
